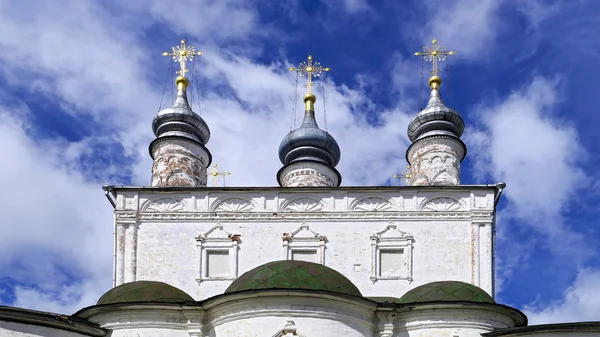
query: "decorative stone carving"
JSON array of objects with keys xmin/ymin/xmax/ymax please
[
  {"xmin": 279, "ymin": 162, "xmax": 339, "ymax": 187},
  {"xmin": 422, "ymin": 197, "xmax": 463, "ymax": 211},
  {"xmin": 282, "ymin": 224, "xmax": 327, "ymax": 264},
  {"xmin": 272, "ymin": 319, "xmax": 305, "ymax": 337},
  {"xmin": 214, "ymin": 198, "xmax": 254, "ymax": 212},
  {"xmin": 407, "ymin": 136, "xmax": 464, "ymax": 186},
  {"xmin": 352, "ymin": 197, "xmax": 394, "ymax": 211},
  {"xmin": 143, "ymin": 198, "xmax": 186, "ymax": 212},
  {"xmin": 370, "ymin": 223, "xmax": 414, "ymax": 283},
  {"xmin": 283, "ymin": 198, "xmax": 323, "ymax": 212}
]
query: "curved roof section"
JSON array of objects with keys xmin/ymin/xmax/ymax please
[
  {"xmin": 97, "ymin": 281, "xmax": 194, "ymax": 305},
  {"xmin": 225, "ymin": 260, "xmax": 361, "ymax": 297},
  {"xmin": 278, "ymin": 110, "xmax": 341, "ymax": 167},
  {"xmin": 407, "ymin": 88, "xmax": 464, "ymax": 142},
  {"xmin": 398, "ymin": 281, "xmax": 494, "ymax": 304},
  {"xmin": 152, "ymin": 88, "xmax": 211, "ymax": 145}
]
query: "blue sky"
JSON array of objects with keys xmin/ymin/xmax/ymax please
[{"xmin": 0, "ymin": 0, "xmax": 599, "ymax": 324}]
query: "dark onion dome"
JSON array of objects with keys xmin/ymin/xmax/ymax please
[
  {"xmin": 407, "ymin": 76, "xmax": 465, "ymax": 142},
  {"xmin": 278, "ymin": 93, "xmax": 341, "ymax": 167},
  {"xmin": 225, "ymin": 260, "xmax": 362, "ymax": 297},
  {"xmin": 152, "ymin": 76, "xmax": 210, "ymax": 145},
  {"xmin": 97, "ymin": 280, "xmax": 195, "ymax": 305},
  {"xmin": 398, "ymin": 280, "xmax": 494, "ymax": 304}
]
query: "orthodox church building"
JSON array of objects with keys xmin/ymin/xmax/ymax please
[{"xmin": 1, "ymin": 40, "xmax": 598, "ymax": 337}]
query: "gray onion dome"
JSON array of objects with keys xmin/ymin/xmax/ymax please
[
  {"xmin": 407, "ymin": 76, "xmax": 464, "ymax": 142},
  {"xmin": 152, "ymin": 80, "xmax": 210, "ymax": 145},
  {"xmin": 278, "ymin": 94, "xmax": 341, "ymax": 167}
]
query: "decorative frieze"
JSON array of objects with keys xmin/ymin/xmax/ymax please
[
  {"xmin": 282, "ymin": 197, "xmax": 325, "ymax": 212},
  {"xmin": 351, "ymin": 196, "xmax": 394, "ymax": 212}
]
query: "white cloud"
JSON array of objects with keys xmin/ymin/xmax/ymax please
[
  {"xmin": 524, "ymin": 268, "xmax": 600, "ymax": 324},
  {"xmin": 339, "ymin": 0, "xmax": 371, "ymax": 13},
  {"xmin": 420, "ymin": 0, "xmax": 502, "ymax": 59},
  {"xmin": 467, "ymin": 76, "xmax": 589, "ymax": 258},
  {"xmin": 116, "ymin": 0, "xmax": 258, "ymax": 41},
  {"xmin": 419, "ymin": 0, "xmax": 563, "ymax": 61},
  {"xmin": 0, "ymin": 107, "xmax": 113, "ymax": 313}
]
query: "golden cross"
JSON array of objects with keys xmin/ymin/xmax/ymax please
[
  {"xmin": 414, "ymin": 39, "xmax": 455, "ymax": 76},
  {"xmin": 209, "ymin": 164, "xmax": 231, "ymax": 187},
  {"xmin": 392, "ymin": 165, "xmax": 411, "ymax": 185},
  {"xmin": 289, "ymin": 55, "xmax": 330, "ymax": 94},
  {"xmin": 162, "ymin": 39, "xmax": 203, "ymax": 77}
]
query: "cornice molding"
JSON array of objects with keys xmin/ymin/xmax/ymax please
[{"xmin": 115, "ymin": 211, "xmax": 494, "ymax": 222}]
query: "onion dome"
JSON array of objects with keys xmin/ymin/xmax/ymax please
[
  {"xmin": 225, "ymin": 260, "xmax": 362, "ymax": 297},
  {"xmin": 407, "ymin": 76, "xmax": 465, "ymax": 142},
  {"xmin": 152, "ymin": 76, "xmax": 210, "ymax": 145},
  {"xmin": 97, "ymin": 280, "xmax": 194, "ymax": 305},
  {"xmin": 398, "ymin": 281, "xmax": 494, "ymax": 304},
  {"xmin": 278, "ymin": 93, "xmax": 341, "ymax": 167}
]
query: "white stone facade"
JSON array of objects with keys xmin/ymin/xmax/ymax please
[
  {"xmin": 150, "ymin": 138, "xmax": 210, "ymax": 187},
  {"xmin": 112, "ymin": 186, "xmax": 498, "ymax": 300},
  {"xmin": 407, "ymin": 136, "xmax": 465, "ymax": 186},
  {"xmin": 278, "ymin": 161, "xmax": 339, "ymax": 187}
]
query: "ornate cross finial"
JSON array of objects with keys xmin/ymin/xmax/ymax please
[
  {"xmin": 289, "ymin": 55, "xmax": 330, "ymax": 94},
  {"xmin": 414, "ymin": 39, "xmax": 455, "ymax": 77},
  {"xmin": 162, "ymin": 39, "xmax": 203, "ymax": 78},
  {"xmin": 392, "ymin": 165, "xmax": 411, "ymax": 185},
  {"xmin": 209, "ymin": 164, "xmax": 231, "ymax": 187}
]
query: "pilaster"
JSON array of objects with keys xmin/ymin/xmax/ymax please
[{"xmin": 124, "ymin": 222, "xmax": 139, "ymax": 283}]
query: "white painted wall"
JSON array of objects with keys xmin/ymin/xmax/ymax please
[{"xmin": 113, "ymin": 187, "xmax": 497, "ymax": 300}]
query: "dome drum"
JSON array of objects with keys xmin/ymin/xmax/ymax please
[
  {"xmin": 277, "ymin": 160, "xmax": 341, "ymax": 187},
  {"xmin": 148, "ymin": 134, "xmax": 212, "ymax": 167}
]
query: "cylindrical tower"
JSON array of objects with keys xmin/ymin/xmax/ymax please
[
  {"xmin": 407, "ymin": 41, "xmax": 466, "ymax": 186},
  {"xmin": 149, "ymin": 40, "xmax": 212, "ymax": 187}
]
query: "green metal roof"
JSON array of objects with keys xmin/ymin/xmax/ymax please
[
  {"xmin": 398, "ymin": 281, "xmax": 494, "ymax": 304},
  {"xmin": 225, "ymin": 260, "xmax": 362, "ymax": 297},
  {"xmin": 97, "ymin": 281, "xmax": 194, "ymax": 305}
]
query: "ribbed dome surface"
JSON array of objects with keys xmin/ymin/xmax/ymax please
[
  {"xmin": 278, "ymin": 110, "xmax": 341, "ymax": 167},
  {"xmin": 97, "ymin": 281, "xmax": 194, "ymax": 305},
  {"xmin": 398, "ymin": 281, "xmax": 494, "ymax": 304},
  {"xmin": 226, "ymin": 260, "xmax": 361, "ymax": 297},
  {"xmin": 407, "ymin": 88, "xmax": 464, "ymax": 142},
  {"xmin": 152, "ymin": 88, "xmax": 210, "ymax": 144}
]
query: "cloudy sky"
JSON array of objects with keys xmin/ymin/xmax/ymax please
[{"xmin": 0, "ymin": 0, "xmax": 599, "ymax": 325}]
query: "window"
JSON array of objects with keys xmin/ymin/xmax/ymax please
[
  {"xmin": 195, "ymin": 224, "xmax": 240, "ymax": 283},
  {"xmin": 283, "ymin": 224, "xmax": 327, "ymax": 265},
  {"xmin": 291, "ymin": 250, "xmax": 318, "ymax": 263},
  {"xmin": 207, "ymin": 250, "xmax": 230, "ymax": 278},
  {"xmin": 370, "ymin": 223, "xmax": 414, "ymax": 283},
  {"xmin": 379, "ymin": 249, "xmax": 404, "ymax": 277}
]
